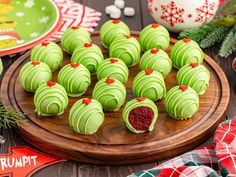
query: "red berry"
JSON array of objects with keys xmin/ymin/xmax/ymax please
[
  {"xmin": 136, "ymin": 97, "xmax": 145, "ymax": 102},
  {"xmin": 144, "ymin": 69, "xmax": 153, "ymax": 75},
  {"xmin": 47, "ymin": 81, "xmax": 56, "ymax": 87},
  {"xmin": 106, "ymin": 77, "xmax": 115, "ymax": 84},
  {"xmin": 82, "ymin": 98, "xmax": 92, "ymax": 105},
  {"xmin": 179, "ymin": 85, "xmax": 188, "ymax": 91},
  {"xmin": 151, "ymin": 48, "xmax": 159, "ymax": 54},
  {"xmin": 71, "ymin": 63, "xmax": 80, "ymax": 68}
]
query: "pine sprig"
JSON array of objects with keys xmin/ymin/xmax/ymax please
[
  {"xmin": 200, "ymin": 26, "xmax": 229, "ymax": 48},
  {"xmin": 0, "ymin": 97, "xmax": 25, "ymax": 128}
]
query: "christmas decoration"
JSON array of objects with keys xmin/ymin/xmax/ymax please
[{"xmin": 148, "ymin": 0, "xmax": 219, "ymax": 32}]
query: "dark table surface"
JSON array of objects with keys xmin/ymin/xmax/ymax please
[{"xmin": 0, "ymin": 0, "xmax": 236, "ymax": 177}]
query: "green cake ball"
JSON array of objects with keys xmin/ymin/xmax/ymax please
[
  {"xmin": 132, "ymin": 69, "xmax": 166, "ymax": 102},
  {"xmin": 34, "ymin": 81, "xmax": 68, "ymax": 116},
  {"xmin": 71, "ymin": 43, "xmax": 104, "ymax": 75},
  {"xmin": 165, "ymin": 85, "xmax": 199, "ymax": 120},
  {"xmin": 140, "ymin": 48, "xmax": 172, "ymax": 78},
  {"xmin": 177, "ymin": 63, "xmax": 210, "ymax": 95},
  {"xmin": 170, "ymin": 38, "xmax": 204, "ymax": 70},
  {"xmin": 100, "ymin": 19, "xmax": 130, "ymax": 49},
  {"xmin": 61, "ymin": 26, "xmax": 91, "ymax": 54},
  {"xmin": 140, "ymin": 23, "xmax": 170, "ymax": 52},
  {"xmin": 69, "ymin": 98, "xmax": 104, "ymax": 135},
  {"xmin": 97, "ymin": 58, "xmax": 129, "ymax": 84},
  {"xmin": 58, "ymin": 63, "xmax": 91, "ymax": 97},
  {"xmin": 109, "ymin": 35, "xmax": 140, "ymax": 67},
  {"xmin": 19, "ymin": 61, "xmax": 52, "ymax": 92},
  {"xmin": 92, "ymin": 77, "xmax": 126, "ymax": 112},
  {"xmin": 31, "ymin": 41, "xmax": 63, "ymax": 72},
  {"xmin": 123, "ymin": 97, "xmax": 158, "ymax": 134}
]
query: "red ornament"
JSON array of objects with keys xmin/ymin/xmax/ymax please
[
  {"xmin": 136, "ymin": 97, "xmax": 145, "ymax": 102},
  {"xmin": 84, "ymin": 43, "xmax": 92, "ymax": 47},
  {"xmin": 106, "ymin": 77, "xmax": 115, "ymax": 84},
  {"xmin": 179, "ymin": 85, "xmax": 188, "ymax": 91},
  {"xmin": 124, "ymin": 35, "xmax": 133, "ymax": 39},
  {"xmin": 190, "ymin": 63, "xmax": 199, "ymax": 68},
  {"xmin": 82, "ymin": 98, "xmax": 92, "ymax": 105},
  {"xmin": 151, "ymin": 23, "xmax": 160, "ymax": 28},
  {"xmin": 71, "ymin": 63, "xmax": 80, "ymax": 68},
  {"xmin": 112, "ymin": 19, "xmax": 120, "ymax": 24},
  {"xmin": 144, "ymin": 69, "xmax": 153, "ymax": 75},
  {"xmin": 151, "ymin": 48, "xmax": 159, "ymax": 54},
  {"xmin": 183, "ymin": 38, "xmax": 191, "ymax": 43},
  {"xmin": 42, "ymin": 41, "xmax": 49, "ymax": 46},
  {"xmin": 31, "ymin": 61, "xmax": 40, "ymax": 66},
  {"xmin": 47, "ymin": 81, "xmax": 56, "ymax": 87},
  {"xmin": 71, "ymin": 26, "xmax": 79, "ymax": 30},
  {"xmin": 110, "ymin": 58, "xmax": 119, "ymax": 63}
]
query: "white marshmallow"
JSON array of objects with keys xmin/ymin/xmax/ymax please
[
  {"xmin": 109, "ymin": 7, "xmax": 121, "ymax": 19},
  {"xmin": 124, "ymin": 7, "xmax": 135, "ymax": 16},
  {"xmin": 114, "ymin": 0, "xmax": 125, "ymax": 9},
  {"xmin": 105, "ymin": 5, "xmax": 116, "ymax": 14}
]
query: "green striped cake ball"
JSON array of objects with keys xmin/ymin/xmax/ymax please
[
  {"xmin": 31, "ymin": 41, "xmax": 63, "ymax": 72},
  {"xmin": 170, "ymin": 38, "xmax": 204, "ymax": 70},
  {"xmin": 177, "ymin": 63, "xmax": 210, "ymax": 95},
  {"xmin": 61, "ymin": 26, "xmax": 91, "ymax": 54},
  {"xmin": 34, "ymin": 81, "xmax": 68, "ymax": 116},
  {"xmin": 123, "ymin": 97, "xmax": 158, "ymax": 134},
  {"xmin": 109, "ymin": 35, "xmax": 140, "ymax": 67},
  {"xmin": 165, "ymin": 85, "xmax": 199, "ymax": 120},
  {"xmin": 97, "ymin": 58, "xmax": 129, "ymax": 84},
  {"xmin": 140, "ymin": 48, "xmax": 172, "ymax": 78},
  {"xmin": 100, "ymin": 19, "xmax": 130, "ymax": 49},
  {"xmin": 140, "ymin": 23, "xmax": 170, "ymax": 52},
  {"xmin": 19, "ymin": 61, "xmax": 52, "ymax": 92},
  {"xmin": 58, "ymin": 63, "xmax": 91, "ymax": 97},
  {"xmin": 132, "ymin": 69, "xmax": 166, "ymax": 102},
  {"xmin": 69, "ymin": 98, "xmax": 104, "ymax": 135},
  {"xmin": 71, "ymin": 43, "xmax": 104, "ymax": 75},
  {"xmin": 92, "ymin": 77, "xmax": 126, "ymax": 112}
]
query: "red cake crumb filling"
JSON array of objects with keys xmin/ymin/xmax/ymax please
[{"xmin": 128, "ymin": 106, "xmax": 154, "ymax": 131}]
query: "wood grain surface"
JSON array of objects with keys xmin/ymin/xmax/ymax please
[{"xmin": 0, "ymin": 0, "xmax": 235, "ymax": 176}]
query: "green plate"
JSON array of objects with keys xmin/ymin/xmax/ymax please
[{"xmin": 0, "ymin": 0, "xmax": 61, "ymax": 56}]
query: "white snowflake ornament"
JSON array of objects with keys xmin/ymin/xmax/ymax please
[{"xmin": 148, "ymin": 0, "xmax": 219, "ymax": 32}]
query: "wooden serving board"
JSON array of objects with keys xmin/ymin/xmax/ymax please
[{"xmin": 1, "ymin": 32, "xmax": 230, "ymax": 165}]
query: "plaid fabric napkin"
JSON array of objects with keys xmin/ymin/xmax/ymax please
[{"xmin": 129, "ymin": 117, "xmax": 236, "ymax": 177}]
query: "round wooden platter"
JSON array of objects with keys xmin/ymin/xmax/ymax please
[{"xmin": 1, "ymin": 31, "xmax": 230, "ymax": 165}]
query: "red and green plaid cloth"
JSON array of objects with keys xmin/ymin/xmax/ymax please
[{"xmin": 129, "ymin": 117, "xmax": 236, "ymax": 177}]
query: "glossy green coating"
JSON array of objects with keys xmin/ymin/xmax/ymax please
[
  {"xmin": 140, "ymin": 23, "xmax": 170, "ymax": 52},
  {"xmin": 71, "ymin": 43, "xmax": 104, "ymax": 75},
  {"xmin": 58, "ymin": 63, "xmax": 91, "ymax": 97},
  {"xmin": 99, "ymin": 20, "xmax": 130, "ymax": 49},
  {"xmin": 132, "ymin": 70, "xmax": 166, "ymax": 102},
  {"xmin": 31, "ymin": 42, "xmax": 63, "ymax": 72},
  {"xmin": 109, "ymin": 35, "xmax": 140, "ymax": 67},
  {"xmin": 69, "ymin": 98, "xmax": 104, "ymax": 135},
  {"xmin": 92, "ymin": 77, "xmax": 126, "ymax": 112},
  {"xmin": 140, "ymin": 48, "xmax": 172, "ymax": 78},
  {"xmin": 123, "ymin": 98, "xmax": 158, "ymax": 134},
  {"xmin": 19, "ymin": 61, "xmax": 52, "ymax": 92},
  {"xmin": 177, "ymin": 63, "xmax": 210, "ymax": 95},
  {"xmin": 165, "ymin": 85, "xmax": 199, "ymax": 120},
  {"xmin": 61, "ymin": 27, "xmax": 91, "ymax": 54},
  {"xmin": 97, "ymin": 58, "xmax": 129, "ymax": 84},
  {"xmin": 170, "ymin": 38, "xmax": 204, "ymax": 70},
  {"xmin": 34, "ymin": 82, "xmax": 68, "ymax": 116}
]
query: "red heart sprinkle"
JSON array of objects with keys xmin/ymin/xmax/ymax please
[
  {"xmin": 190, "ymin": 63, "xmax": 199, "ymax": 68},
  {"xmin": 183, "ymin": 38, "xmax": 191, "ymax": 43},
  {"xmin": 31, "ymin": 61, "xmax": 40, "ymax": 66},
  {"xmin": 106, "ymin": 77, "xmax": 115, "ymax": 84},
  {"xmin": 42, "ymin": 41, "xmax": 49, "ymax": 46},
  {"xmin": 136, "ymin": 97, "xmax": 145, "ymax": 102},
  {"xmin": 144, "ymin": 69, "xmax": 153, "ymax": 75},
  {"xmin": 47, "ymin": 81, "xmax": 56, "ymax": 87},
  {"xmin": 112, "ymin": 19, "xmax": 120, "ymax": 24},
  {"xmin": 82, "ymin": 98, "xmax": 92, "ymax": 105},
  {"xmin": 152, "ymin": 23, "xmax": 160, "ymax": 28},
  {"xmin": 151, "ymin": 48, "xmax": 159, "ymax": 54},
  {"xmin": 179, "ymin": 85, "xmax": 188, "ymax": 91},
  {"xmin": 124, "ymin": 35, "xmax": 133, "ymax": 39},
  {"xmin": 110, "ymin": 58, "xmax": 118, "ymax": 63},
  {"xmin": 71, "ymin": 63, "xmax": 80, "ymax": 68},
  {"xmin": 72, "ymin": 26, "xmax": 79, "ymax": 30},
  {"xmin": 84, "ymin": 43, "xmax": 92, "ymax": 47}
]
